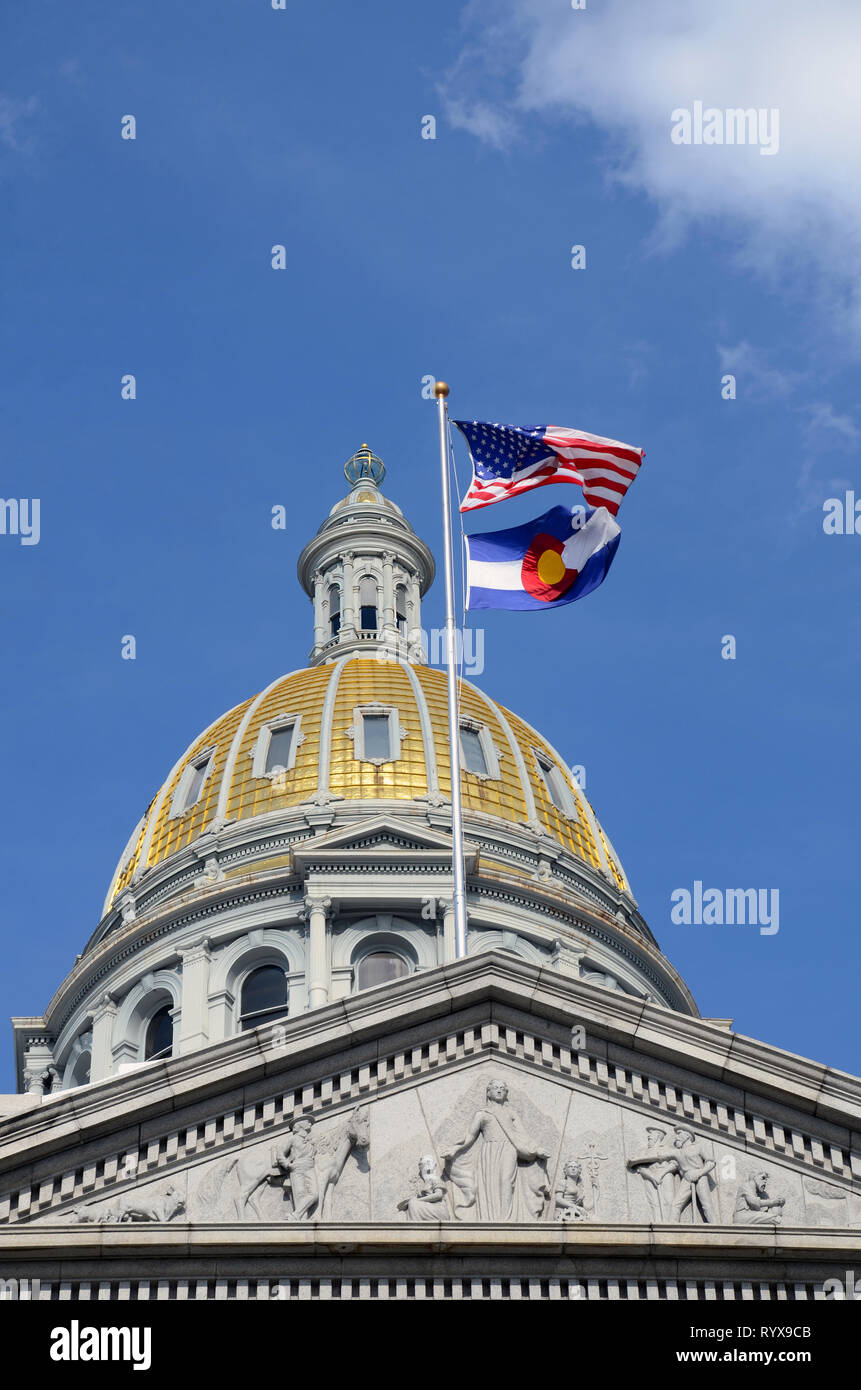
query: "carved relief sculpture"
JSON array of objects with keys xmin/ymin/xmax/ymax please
[
  {"xmin": 803, "ymin": 1176, "xmax": 849, "ymax": 1226},
  {"xmin": 441, "ymin": 1079, "xmax": 550, "ymax": 1221},
  {"xmin": 225, "ymin": 1105, "xmax": 370, "ymax": 1220},
  {"xmin": 665, "ymin": 1127, "xmax": 717, "ymax": 1223},
  {"xmin": 70, "ymin": 1184, "xmax": 185, "ymax": 1225},
  {"xmin": 572, "ymin": 1135, "xmax": 609, "ymax": 1220},
  {"xmin": 274, "ymin": 1116, "xmax": 320, "ymax": 1221},
  {"xmin": 554, "ymin": 1160, "xmax": 590, "ymax": 1222},
  {"xmin": 628, "ymin": 1125, "xmax": 717, "ymax": 1223},
  {"xmin": 733, "ymin": 1171, "xmax": 786, "ymax": 1225},
  {"xmin": 398, "ymin": 1155, "xmax": 450, "ymax": 1222},
  {"xmin": 626, "ymin": 1125, "xmax": 679, "ymax": 1221}
]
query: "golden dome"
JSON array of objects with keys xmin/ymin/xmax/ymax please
[{"xmin": 105, "ymin": 658, "xmax": 627, "ymax": 908}]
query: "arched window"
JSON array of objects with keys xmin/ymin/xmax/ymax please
[
  {"xmin": 356, "ymin": 951, "xmax": 410, "ymax": 992},
  {"xmin": 359, "ymin": 576, "xmax": 378, "ymax": 631},
  {"xmin": 329, "ymin": 585, "xmax": 341, "ymax": 637},
  {"xmin": 144, "ymin": 1005, "xmax": 174, "ymax": 1061},
  {"xmin": 240, "ymin": 964, "xmax": 289, "ymax": 1031},
  {"xmin": 395, "ymin": 584, "xmax": 408, "ymax": 636},
  {"xmin": 70, "ymin": 1051, "xmax": 91, "ymax": 1087}
]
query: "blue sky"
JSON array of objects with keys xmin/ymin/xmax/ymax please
[{"xmin": 1, "ymin": 0, "xmax": 859, "ymax": 1090}]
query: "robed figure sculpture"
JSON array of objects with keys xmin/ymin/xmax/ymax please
[{"xmin": 441, "ymin": 1079, "xmax": 550, "ymax": 1221}]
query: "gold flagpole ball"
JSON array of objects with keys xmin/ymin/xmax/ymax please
[{"xmin": 433, "ymin": 380, "xmax": 450, "ymax": 398}]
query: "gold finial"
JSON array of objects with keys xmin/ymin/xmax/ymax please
[{"xmin": 433, "ymin": 381, "xmax": 450, "ymax": 398}]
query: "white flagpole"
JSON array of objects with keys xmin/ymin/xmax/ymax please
[{"xmin": 433, "ymin": 381, "xmax": 468, "ymax": 958}]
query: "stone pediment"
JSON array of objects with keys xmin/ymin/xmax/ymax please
[
  {"xmin": 0, "ymin": 954, "xmax": 858, "ymax": 1236},
  {"xmin": 292, "ymin": 814, "xmax": 479, "ymax": 870}
]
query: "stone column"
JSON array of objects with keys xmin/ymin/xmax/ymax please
[
  {"xmin": 312, "ymin": 569, "xmax": 326, "ymax": 655},
  {"xmin": 409, "ymin": 577, "xmax": 421, "ymax": 626},
  {"xmin": 441, "ymin": 898, "xmax": 457, "ymax": 964},
  {"xmin": 408, "ymin": 577, "xmax": 425, "ymax": 661},
  {"xmin": 381, "ymin": 551, "xmax": 395, "ymax": 634},
  {"xmin": 22, "ymin": 1040, "xmax": 56, "ymax": 1096},
  {"xmin": 550, "ymin": 940, "xmax": 584, "ymax": 979},
  {"xmin": 177, "ymin": 939, "xmax": 211, "ymax": 1055},
  {"xmin": 341, "ymin": 553, "xmax": 356, "ymax": 635},
  {"xmin": 304, "ymin": 895, "xmax": 332, "ymax": 1009},
  {"xmin": 89, "ymin": 995, "xmax": 118, "ymax": 1083}
]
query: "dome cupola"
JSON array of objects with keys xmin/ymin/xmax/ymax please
[{"xmin": 297, "ymin": 445, "xmax": 435, "ymax": 667}]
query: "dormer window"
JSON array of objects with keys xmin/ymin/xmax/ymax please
[
  {"xmin": 359, "ymin": 576, "xmax": 378, "ymax": 631},
  {"xmin": 170, "ymin": 749, "xmax": 215, "ymax": 816},
  {"xmin": 459, "ymin": 721, "xmax": 500, "ymax": 779},
  {"xmin": 348, "ymin": 704, "xmax": 406, "ymax": 765},
  {"xmin": 460, "ymin": 725, "xmax": 488, "ymax": 776},
  {"xmin": 363, "ymin": 714, "xmax": 391, "ymax": 759},
  {"xmin": 265, "ymin": 724, "xmax": 295, "ymax": 774},
  {"xmin": 251, "ymin": 715, "xmax": 304, "ymax": 779},
  {"xmin": 536, "ymin": 753, "xmax": 576, "ymax": 816},
  {"xmin": 185, "ymin": 758, "xmax": 209, "ymax": 808}
]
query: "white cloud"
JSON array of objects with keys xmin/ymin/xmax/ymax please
[
  {"xmin": 443, "ymin": 96, "xmax": 516, "ymax": 151},
  {"xmin": 804, "ymin": 402, "xmax": 861, "ymax": 447},
  {"xmin": 443, "ymin": 0, "xmax": 861, "ymax": 340},
  {"xmin": 0, "ymin": 94, "xmax": 38, "ymax": 154},
  {"xmin": 717, "ymin": 341, "xmax": 801, "ymax": 399}
]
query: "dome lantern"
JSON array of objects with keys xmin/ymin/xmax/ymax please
[
  {"xmin": 344, "ymin": 442, "xmax": 385, "ymax": 489},
  {"xmin": 297, "ymin": 445, "xmax": 436, "ymax": 667}
]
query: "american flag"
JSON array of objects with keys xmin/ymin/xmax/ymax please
[{"xmin": 454, "ymin": 420, "xmax": 644, "ymax": 516}]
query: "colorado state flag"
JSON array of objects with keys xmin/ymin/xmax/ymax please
[{"xmin": 465, "ymin": 503, "xmax": 620, "ymax": 612}]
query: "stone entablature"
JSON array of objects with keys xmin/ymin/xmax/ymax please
[
  {"xmin": 0, "ymin": 1224, "xmax": 856, "ymax": 1302},
  {"xmin": 0, "ymin": 956, "xmax": 857, "ymax": 1302},
  {"xmin": 2, "ymin": 956, "xmax": 857, "ymax": 1231}
]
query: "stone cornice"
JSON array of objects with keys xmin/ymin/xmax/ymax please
[
  {"xmin": 0, "ymin": 1221, "xmax": 855, "ymax": 1265},
  {"xmin": 45, "ymin": 818, "xmax": 693, "ymax": 1044},
  {"xmin": 88, "ymin": 802, "xmax": 635, "ymax": 952},
  {"xmin": 297, "ymin": 521, "xmax": 435, "ymax": 599}
]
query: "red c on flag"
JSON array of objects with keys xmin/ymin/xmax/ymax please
[{"xmin": 521, "ymin": 534, "xmax": 579, "ymax": 603}]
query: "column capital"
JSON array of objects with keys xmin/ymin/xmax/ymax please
[
  {"xmin": 88, "ymin": 993, "xmax": 118, "ymax": 1024},
  {"xmin": 302, "ymin": 894, "xmax": 333, "ymax": 919},
  {"xmin": 178, "ymin": 937, "xmax": 211, "ymax": 967},
  {"xmin": 23, "ymin": 1067, "xmax": 48, "ymax": 1097}
]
